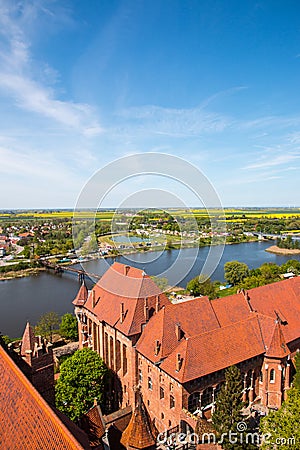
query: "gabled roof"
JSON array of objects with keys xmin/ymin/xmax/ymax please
[
  {"xmin": 78, "ymin": 262, "xmax": 170, "ymax": 337},
  {"xmin": 0, "ymin": 345, "xmax": 90, "ymax": 449},
  {"xmin": 159, "ymin": 316, "xmax": 267, "ymax": 383},
  {"xmin": 137, "ymin": 297, "xmax": 220, "ymax": 362},
  {"xmin": 120, "ymin": 390, "xmax": 157, "ymax": 449},
  {"xmin": 21, "ymin": 321, "xmax": 36, "ymax": 356}
]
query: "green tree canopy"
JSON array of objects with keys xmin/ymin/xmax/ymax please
[
  {"xmin": 35, "ymin": 311, "xmax": 60, "ymax": 343},
  {"xmin": 55, "ymin": 348, "xmax": 108, "ymax": 421},
  {"xmin": 293, "ymin": 352, "xmax": 300, "ymax": 390},
  {"xmin": 212, "ymin": 365, "xmax": 254, "ymax": 450},
  {"xmin": 59, "ymin": 313, "xmax": 78, "ymax": 341},
  {"xmin": 187, "ymin": 274, "xmax": 217, "ymax": 300},
  {"xmin": 224, "ymin": 261, "xmax": 249, "ymax": 286}
]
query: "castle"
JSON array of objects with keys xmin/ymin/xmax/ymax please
[{"xmin": 73, "ymin": 262, "xmax": 300, "ymax": 435}]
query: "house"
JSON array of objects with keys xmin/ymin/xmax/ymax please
[{"xmin": 74, "ymin": 262, "xmax": 300, "ymax": 436}]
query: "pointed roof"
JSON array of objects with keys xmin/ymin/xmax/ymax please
[
  {"xmin": 21, "ymin": 322, "xmax": 36, "ymax": 356},
  {"xmin": 120, "ymin": 390, "xmax": 157, "ymax": 449},
  {"xmin": 73, "ymin": 281, "xmax": 88, "ymax": 306},
  {"xmin": 265, "ymin": 321, "xmax": 289, "ymax": 358}
]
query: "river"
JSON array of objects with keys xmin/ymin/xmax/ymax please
[{"xmin": 1, "ymin": 241, "xmax": 300, "ymax": 338}]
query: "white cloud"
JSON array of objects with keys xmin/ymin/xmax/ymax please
[
  {"xmin": 0, "ymin": 0, "xmax": 102, "ymax": 135},
  {"xmin": 243, "ymin": 151, "xmax": 300, "ymax": 170}
]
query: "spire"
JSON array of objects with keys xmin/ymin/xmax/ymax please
[
  {"xmin": 265, "ymin": 321, "xmax": 288, "ymax": 358},
  {"xmin": 20, "ymin": 322, "xmax": 36, "ymax": 356},
  {"xmin": 120, "ymin": 388, "xmax": 157, "ymax": 449},
  {"xmin": 72, "ymin": 280, "xmax": 88, "ymax": 306}
]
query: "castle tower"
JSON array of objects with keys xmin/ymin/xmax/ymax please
[
  {"xmin": 120, "ymin": 389, "xmax": 157, "ymax": 450},
  {"xmin": 20, "ymin": 322, "xmax": 55, "ymax": 406},
  {"xmin": 261, "ymin": 320, "xmax": 289, "ymax": 410}
]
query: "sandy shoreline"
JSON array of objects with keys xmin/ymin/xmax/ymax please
[{"xmin": 265, "ymin": 245, "xmax": 300, "ymax": 255}]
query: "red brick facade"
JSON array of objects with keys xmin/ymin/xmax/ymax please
[{"xmin": 74, "ymin": 263, "xmax": 300, "ymax": 435}]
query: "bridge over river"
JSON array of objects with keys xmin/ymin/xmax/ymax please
[{"xmin": 39, "ymin": 259, "xmax": 101, "ymax": 282}]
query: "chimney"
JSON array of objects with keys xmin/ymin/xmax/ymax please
[
  {"xmin": 244, "ymin": 290, "xmax": 255, "ymax": 312},
  {"xmin": 144, "ymin": 298, "xmax": 149, "ymax": 321},
  {"xmin": 155, "ymin": 295, "xmax": 160, "ymax": 313},
  {"xmin": 92, "ymin": 290, "xmax": 96, "ymax": 308},
  {"xmin": 175, "ymin": 323, "xmax": 182, "ymax": 341},
  {"xmin": 155, "ymin": 340, "xmax": 160, "ymax": 356},
  {"xmin": 120, "ymin": 303, "xmax": 125, "ymax": 323},
  {"xmin": 176, "ymin": 353, "xmax": 182, "ymax": 372},
  {"xmin": 124, "ymin": 265, "xmax": 130, "ymax": 276}
]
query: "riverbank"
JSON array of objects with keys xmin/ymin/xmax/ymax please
[
  {"xmin": 0, "ymin": 267, "xmax": 45, "ymax": 281},
  {"xmin": 265, "ymin": 245, "xmax": 300, "ymax": 255}
]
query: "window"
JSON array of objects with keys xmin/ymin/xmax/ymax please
[
  {"xmin": 169, "ymin": 383, "xmax": 173, "ymax": 392},
  {"xmin": 259, "ymin": 371, "xmax": 263, "ymax": 383},
  {"xmin": 188, "ymin": 392, "xmax": 200, "ymax": 413},
  {"xmin": 170, "ymin": 395, "xmax": 175, "ymax": 409},
  {"xmin": 270, "ymin": 369, "xmax": 275, "ymax": 383},
  {"xmin": 123, "ymin": 344, "xmax": 127, "ymax": 375},
  {"xmin": 116, "ymin": 340, "xmax": 121, "ymax": 371},
  {"xmin": 148, "ymin": 377, "xmax": 153, "ymax": 390},
  {"xmin": 202, "ymin": 387, "xmax": 213, "ymax": 407},
  {"xmin": 168, "ymin": 420, "xmax": 172, "ymax": 427},
  {"xmin": 148, "ymin": 365, "xmax": 151, "ymax": 373},
  {"xmin": 161, "ymin": 412, "xmax": 164, "ymax": 420},
  {"xmin": 160, "ymin": 387, "xmax": 164, "ymax": 399},
  {"xmin": 139, "ymin": 369, "xmax": 143, "ymax": 383}
]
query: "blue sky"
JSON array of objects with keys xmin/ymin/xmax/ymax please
[{"xmin": 1, "ymin": 0, "xmax": 300, "ymax": 208}]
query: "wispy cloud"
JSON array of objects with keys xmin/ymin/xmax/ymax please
[
  {"xmin": 0, "ymin": 0, "xmax": 102, "ymax": 135},
  {"xmin": 243, "ymin": 150, "xmax": 300, "ymax": 170},
  {"xmin": 116, "ymin": 104, "xmax": 232, "ymax": 137}
]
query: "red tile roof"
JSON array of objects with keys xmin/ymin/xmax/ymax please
[
  {"xmin": 73, "ymin": 281, "xmax": 88, "ymax": 307},
  {"xmin": 137, "ymin": 297, "xmax": 220, "ymax": 363},
  {"xmin": 0, "ymin": 345, "xmax": 90, "ymax": 449},
  {"xmin": 120, "ymin": 391, "xmax": 157, "ymax": 449},
  {"xmin": 160, "ymin": 315, "xmax": 267, "ymax": 383},
  {"xmin": 265, "ymin": 321, "xmax": 289, "ymax": 358},
  {"xmin": 137, "ymin": 277, "xmax": 300, "ymax": 383},
  {"xmin": 77, "ymin": 262, "xmax": 170, "ymax": 336}
]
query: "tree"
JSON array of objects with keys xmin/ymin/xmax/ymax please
[
  {"xmin": 213, "ymin": 365, "xmax": 253, "ymax": 450},
  {"xmin": 260, "ymin": 388, "xmax": 300, "ymax": 449},
  {"xmin": 187, "ymin": 274, "xmax": 217, "ymax": 300},
  {"xmin": 59, "ymin": 313, "xmax": 78, "ymax": 341},
  {"xmin": 224, "ymin": 261, "xmax": 249, "ymax": 286},
  {"xmin": 293, "ymin": 352, "xmax": 300, "ymax": 390},
  {"xmin": 35, "ymin": 311, "xmax": 60, "ymax": 343},
  {"xmin": 55, "ymin": 348, "xmax": 108, "ymax": 421},
  {"xmin": 151, "ymin": 276, "xmax": 169, "ymax": 292}
]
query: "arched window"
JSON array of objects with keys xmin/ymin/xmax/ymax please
[
  {"xmin": 270, "ymin": 369, "xmax": 275, "ymax": 383},
  {"xmin": 202, "ymin": 387, "xmax": 213, "ymax": 407},
  {"xmin": 188, "ymin": 392, "xmax": 200, "ymax": 413}
]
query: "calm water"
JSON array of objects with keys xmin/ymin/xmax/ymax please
[{"xmin": 1, "ymin": 241, "xmax": 299, "ymax": 337}]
